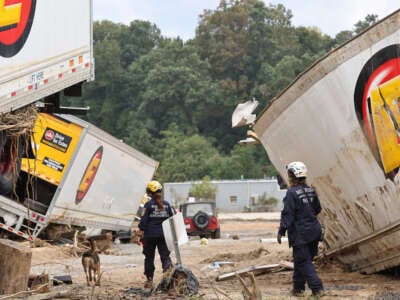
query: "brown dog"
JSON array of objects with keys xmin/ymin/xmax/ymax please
[{"xmin": 82, "ymin": 239, "xmax": 101, "ymax": 286}]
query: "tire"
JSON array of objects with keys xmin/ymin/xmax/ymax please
[
  {"xmin": 193, "ymin": 211, "xmax": 210, "ymax": 230},
  {"xmin": 212, "ymin": 228, "xmax": 221, "ymax": 239}
]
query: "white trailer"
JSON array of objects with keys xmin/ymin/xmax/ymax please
[
  {"xmin": 0, "ymin": 114, "xmax": 158, "ymax": 240},
  {"xmin": 0, "ymin": 0, "xmax": 93, "ymax": 112},
  {"xmin": 0, "ymin": 1, "xmax": 159, "ymax": 240},
  {"xmin": 253, "ymin": 10, "xmax": 400, "ymax": 273}
]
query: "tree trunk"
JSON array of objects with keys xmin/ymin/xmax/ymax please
[{"xmin": 0, "ymin": 239, "xmax": 32, "ymax": 295}]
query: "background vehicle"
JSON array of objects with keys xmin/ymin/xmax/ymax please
[{"xmin": 180, "ymin": 202, "xmax": 220, "ymax": 239}]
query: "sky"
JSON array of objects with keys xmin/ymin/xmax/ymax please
[{"xmin": 93, "ymin": 1, "xmax": 399, "ymax": 40}]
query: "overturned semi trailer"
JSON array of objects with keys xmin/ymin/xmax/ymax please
[{"xmin": 254, "ymin": 10, "xmax": 400, "ymax": 274}]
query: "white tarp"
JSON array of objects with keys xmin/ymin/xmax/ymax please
[{"xmin": 162, "ymin": 212, "xmax": 189, "ymax": 252}]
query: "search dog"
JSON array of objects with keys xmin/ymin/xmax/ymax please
[{"xmin": 82, "ymin": 238, "xmax": 101, "ymax": 286}]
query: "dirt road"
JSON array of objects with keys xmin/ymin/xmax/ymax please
[{"xmin": 27, "ymin": 220, "xmax": 400, "ymax": 299}]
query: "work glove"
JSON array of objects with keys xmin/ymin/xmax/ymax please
[{"xmin": 277, "ymin": 233, "xmax": 282, "ymax": 244}]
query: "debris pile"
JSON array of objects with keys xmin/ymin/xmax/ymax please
[{"xmin": 201, "ymin": 247, "xmax": 270, "ymax": 264}]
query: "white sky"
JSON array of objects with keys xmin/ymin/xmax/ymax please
[{"xmin": 93, "ymin": 1, "xmax": 399, "ymax": 39}]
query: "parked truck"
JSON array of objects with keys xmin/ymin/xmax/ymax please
[
  {"xmin": 0, "ymin": 0, "xmax": 158, "ymax": 240},
  {"xmin": 253, "ymin": 9, "xmax": 400, "ymax": 273}
]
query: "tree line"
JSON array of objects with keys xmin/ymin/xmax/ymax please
[{"xmin": 66, "ymin": 0, "xmax": 378, "ymax": 182}]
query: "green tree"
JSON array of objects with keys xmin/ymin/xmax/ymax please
[
  {"xmin": 127, "ymin": 39, "xmax": 221, "ymax": 139},
  {"xmin": 190, "ymin": 176, "xmax": 218, "ymax": 200},
  {"xmin": 217, "ymin": 144, "xmax": 274, "ymax": 179},
  {"xmin": 119, "ymin": 20, "xmax": 161, "ymax": 68},
  {"xmin": 195, "ymin": 0, "xmax": 250, "ymax": 100},
  {"xmin": 66, "ymin": 3, "xmax": 373, "ymax": 183},
  {"xmin": 354, "ymin": 14, "xmax": 378, "ymax": 34},
  {"xmin": 66, "ymin": 20, "xmax": 162, "ymax": 138},
  {"xmin": 157, "ymin": 124, "xmax": 223, "ymax": 182}
]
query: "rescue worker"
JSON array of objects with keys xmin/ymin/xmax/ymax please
[
  {"xmin": 136, "ymin": 182, "xmax": 154, "ymax": 217},
  {"xmin": 277, "ymin": 161, "xmax": 324, "ymax": 297},
  {"xmin": 137, "ymin": 180, "xmax": 174, "ymax": 288}
]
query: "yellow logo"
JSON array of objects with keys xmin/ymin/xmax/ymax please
[{"xmin": 0, "ymin": 0, "xmax": 22, "ymax": 29}]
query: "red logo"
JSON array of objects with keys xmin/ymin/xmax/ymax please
[
  {"xmin": 0, "ymin": 0, "xmax": 36, "ymax": 57},
  {"xmin": 44, "ymin": 129, "xmax": 55, "ymax": 141},
  {"xmin": 75, "ymin": 146, "xmax": 103, "ymax": 204},
  {"xmin": 354, "ymin": 44, "xmax": 400, "ymax": 178}
]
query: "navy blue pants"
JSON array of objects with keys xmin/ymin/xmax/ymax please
[
  {"xmin": 142, "ymin": 236, "xmax": 172, "ymax": 279},
  {"xmin": 292, "ymin": 240, "xmax": 323, "ymax": 292}
]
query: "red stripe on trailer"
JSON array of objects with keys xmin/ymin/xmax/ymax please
[
  {"xmin": 0, "ymin": 222, "xmax": 32, "ymax": 241},
  {"xmin": 11, "ymin": 91, "xmax": 16, "ymax": 97}
]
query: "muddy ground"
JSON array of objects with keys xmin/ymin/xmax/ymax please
[{"xmin": 25, "ymin": 219, "xmax": 400, "ymax": 299}]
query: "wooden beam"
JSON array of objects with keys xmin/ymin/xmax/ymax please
[
  {"xmin": 216, "ymin": 264, "xmax": 281, "ymax": 281},
  {"xmin": 0, "ymin": 239, "xmax": 32, "ymax": 295}
]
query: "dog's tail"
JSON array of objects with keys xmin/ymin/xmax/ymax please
[{"xmin": 88, "ymin": 238, "xmax": 97, "ymax": 252}]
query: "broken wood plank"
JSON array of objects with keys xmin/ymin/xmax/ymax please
[
  {"xmin": 279, "ymin": 260, "xmax": 294, "ymax": 270},
  {"xmin": 25, "ymin": 288, "xmax": 72, "ymax": 300},
  {"xmin": 0, "ymin": 239, "xmax": 32, "ymax": 295},
  {"xmin": 237, "ymin": 273, "xmax": 262, "ymax": 300},
  {"xmin": 216, "ymin": 263, "xmax": 281, "ymax": 281},
  {"xmin": 28, "ymin": 275, "xmax": 49, "ymax": 293}
]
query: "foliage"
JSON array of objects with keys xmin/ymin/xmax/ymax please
[
  {"xmin": 189, "ymin": 176, "xmax": 218, "ymax": 201},
  {"xmin": 354, "ymin": 14, "xmax": 378, "ymax": 34},
  {"xmin": 333, "ymin": 14, "xmax": 379, "ymax": 47},
  {"xmin": 64, "ymin": 1, "xmax": 377, "ymax": 182},
  {"xmin": 157, "ymin": 124, "xmax": 222, "ymax": 182},
  {"xmin": 258, "ymin": 194, "xmax": 279, "ymax": 207}
]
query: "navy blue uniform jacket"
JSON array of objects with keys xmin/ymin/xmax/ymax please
[
  {"xmin": 139, "ymin": 199, "xmax": 174, "ymax": 238},
  {"xmin": 278, "ymin": 184, "xmax": 322, "ymax": 247}
]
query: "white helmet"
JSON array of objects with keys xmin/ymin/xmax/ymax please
[{"xmin": 286, "ymin": 161, "xmax": 307, "ymax": 178}]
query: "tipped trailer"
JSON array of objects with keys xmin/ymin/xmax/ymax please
[
  {"xmin": 253, "ymin": 10, "xmax": 400, "ymax": 273},
  {"xmin": 0, "ymin": 0, "xmax": 158, "ymax": 240},
  {"xmin": 0, "ymin": 113, "xmax": 158, "ymax": 240}
]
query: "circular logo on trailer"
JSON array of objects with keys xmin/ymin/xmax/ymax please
[
  {"xmin": 75, "ymin": 146, "xmax": 103, "ymax": 204},
  {"xmin": 0, "ymin": 0, "xmax": 37, "ymax": 58},
  {"xmin": 44, "ymin": 129, "xmax": 55, "ymax": 141},
  {"xmin": 354, "ymin": 44, "xmax": 400, "ymax": 179}
]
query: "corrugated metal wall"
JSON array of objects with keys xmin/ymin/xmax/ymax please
[{"xmin": 164, "ymin": 179, "xmax": 286, "ymax": 212}]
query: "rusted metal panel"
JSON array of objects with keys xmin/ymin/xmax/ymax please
[{"xmin": 254, "ymin": 9, "xmax": 400, "ymax": 273}]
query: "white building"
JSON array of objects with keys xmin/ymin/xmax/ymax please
[{"xmin": 164, "ymin": 179, "xmax": 286, "ymax": 213}]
